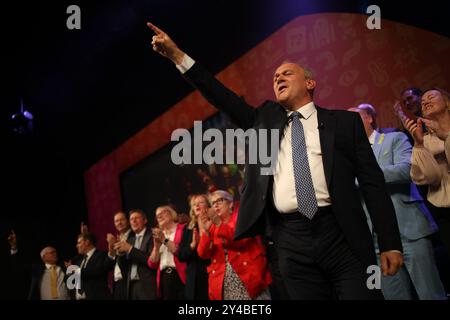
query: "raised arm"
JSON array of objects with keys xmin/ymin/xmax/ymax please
[
  {"xmin": 147, "ymin": 21, "xmax": 257, "ymax": 130},
  {"xmin": 147, "ymin": 22, "xmax": 185, "ymax": 65}
]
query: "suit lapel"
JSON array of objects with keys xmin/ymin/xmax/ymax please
[
  {"xmin": 316, "ymin": 106, "xmax": 335, "ymax": 190},
  {"xmin": 273, "ymin": 103, "xmax": 289, "ymax": 142},
  {"xmin": 85, "ymin": 250, "xmax": 96, "ymax": 269},
  {"xmin": 141, "ymin": 229, "xmax": 151, "ymax": 251}
]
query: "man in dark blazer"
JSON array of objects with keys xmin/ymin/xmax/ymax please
[
  {"xmin": 106, "ymin": 211, "xmax": 132, "ymax": 300},
  {"xmin": 71, "ymin": 232, "xmax": 113, "ymax": 300},
  {"xmin": 147, "ymin": 22, "xmax": 403, "ymax": 299},
  {"xmin": 114, "ymin": 209, "xmax": 157, "ymax": 300}
]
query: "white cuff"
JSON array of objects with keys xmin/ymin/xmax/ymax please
[{"xmin": 176, "ymin": 54, "xmax": 195, "ymax": 74}]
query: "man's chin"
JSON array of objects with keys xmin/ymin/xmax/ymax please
[{"xmin": 276, "ymin": 97, "xmax": 288, "ymax": 107}]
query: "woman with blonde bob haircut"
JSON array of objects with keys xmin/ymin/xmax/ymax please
[
  {"xmin": 177, "ymin": 194, "xmax": 211, "ymax": 300},
  {"xmin": 147, "ymin": 205, "xmax": 187, "ymax": 299}
]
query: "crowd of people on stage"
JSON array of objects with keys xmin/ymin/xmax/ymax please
[
  {"xmin": 6, "ymin": 86, "xmax": 449, "ymax": 300},
  {"xmin": 6, "ymin": 20, "xmax": 450, "ymax": 299},
  {"xmin": 7, "ymin": 189, "xmax": 275, "ymax": 301}
]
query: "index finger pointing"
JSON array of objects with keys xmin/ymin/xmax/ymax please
[{"xmin": 147, "ymin": 22, "xmax": 164, "ymax": 35}]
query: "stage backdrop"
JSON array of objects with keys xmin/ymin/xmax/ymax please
[{"xmin": 84, "ymin": 13, "xmax": 450, "ymax": 249}]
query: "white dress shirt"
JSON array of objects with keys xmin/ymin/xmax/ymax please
[
  {"xmin": 273, "ymin": 102, "xmax": 331, "ymax": 213},
  {"xmin": 159, "ymin": 224, "xmax": 177, "ymax": 270},
  {"xmin": 40, "ymin": 264, "xmax": 69, "ymax": 300},
  {"xmin": 177, "ymin": 56, "xmax": 331, "ymax": 213},
  {"xmin": 130, "ymin": 228, "xmax": 146, "ymax": 280},
  {"xmin": 113, "ymin": 229, "xmax": 131, "ymax": 282}
]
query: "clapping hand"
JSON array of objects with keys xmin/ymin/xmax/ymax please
[
  {"xmin": 190, "ymin": 227, "xmax": 199, "ymax": 250},
  {"xmin": 80, "ymin": 222, "xmax": 88, "ymax": 234},
  {"xmin": 421, "ymin": 118, "xmax": 450, "ymax": 141},
  {"xmin": 198, "ymin": 210, "xmax": 212, "ymax": 235},
  {"xmin": 152, "ymin": 227, "xmax": 164, "ymax": 246},
  {"xmin": 7, "ymin": 230, "xmax": 17, "ymax": 250},
  {"xmin": 113, "ymin": 239, "xmax": 132, "ymax": 254},
  {"xmin": 404, "ymin": 118, "xmax": 424, "ymax": 146},
  {"xmin": 106, "ymin": 233, "xmax": 118, "ymax": 255}
]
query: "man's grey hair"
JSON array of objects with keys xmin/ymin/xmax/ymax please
[
  {"xmin": 357, "ymin": 104, "xmax": 377, "ymax": 129},
  {"xmin": 357, "ymin": 103, "xmax": 377, "ymax": 118},
  {"xmin": 303, "ymin": 67, "xmax": 314, "ymax": 80},
  {"xmin": 40, "ymin": 246, "xmax": 55, "ymax": 259},
  {"xmin": 279, "ymin": 60, "xmax": 315, "ymax": 80}
]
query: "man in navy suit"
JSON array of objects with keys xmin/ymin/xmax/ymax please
[
  {"xmin": 70, "ymin": 232, "xmax": 113, "ymax": 300},
  {"xmin": 114, "ymin": 209, "xmax": 157, "ymax": 300},
  {"xmin": 147, "ymin": 22, "xmax": 403, "ymax": 299}
]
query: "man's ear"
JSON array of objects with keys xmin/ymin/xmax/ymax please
[{"xmin": 306, "ymin": 79, "xmax": 316, "ymax": 90}]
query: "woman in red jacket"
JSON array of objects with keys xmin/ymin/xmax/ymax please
[
  {"xmin": 148, "ymin": 205, "xmax": 187, "ymax": 299},
  {"xmin": 197, "ymin": 190, "xmax": 272, "ymax": 300}
]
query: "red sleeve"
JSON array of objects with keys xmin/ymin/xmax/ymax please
[
  {"xmin": 216, "ymin": 213, "xmax": 251, "ymax": 250},
  {"xmin": 197, "ymin": 226, "xmax": 214, "ymax": 259}
]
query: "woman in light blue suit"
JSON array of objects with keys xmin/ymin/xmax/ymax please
[{"xmin": 352, "ymin": 104, "xmax": 446, "ymax": 300}]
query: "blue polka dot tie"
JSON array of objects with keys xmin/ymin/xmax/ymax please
[{"xmin": 291, "ymin": 111, "xmax": 318, "ymax": 219}]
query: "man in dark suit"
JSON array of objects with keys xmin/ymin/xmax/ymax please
[
  {"xmin": 147, "ymin": 22, "xmax": 403, "ymax": 299},
  {"xmin": 71, "ymin": 232, "xmax": 113, "ymax": 300},
  {"xmin": 8, "ymin": 230, "xmax": 70, "ymax": 300},
  {"xmin": 106, "ymin": 211, "xmax": 131, "ymax": 300},
  {"xmin": 114, "ymin": 209, "xmax": 157, "ymax": 300}
]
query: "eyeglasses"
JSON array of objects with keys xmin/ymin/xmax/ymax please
[{"xmin": 211, "ymin": 197, "xmax": 226, "ymax": 206}]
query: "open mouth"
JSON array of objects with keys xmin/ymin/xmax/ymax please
[{"xmin": 278, "ymin": 85, "xmax": 287, "ymax": 93}]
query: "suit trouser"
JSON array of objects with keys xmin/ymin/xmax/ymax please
[
  {"xmin": 375, "ymin": 236, "xmax": 447, "ymax": 300},
  {"xmin": 129, "ymin": 279, "xmax": 157, "ymax": 300},
  {"xmin": 112, "ymin": 279, "xmax": 127, "ymax": 300},
  {"xmin": 273, "ymin": 206, "xmax": 383, "ymax": 300},
  {"xmin": 266, "ymin": 241, "xmax": 291, "ymax": 300}
]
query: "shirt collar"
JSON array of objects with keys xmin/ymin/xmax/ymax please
[
  {"xmin": 45, "ymin": 263, "xmax": 58, "ymax": 270},
  {"xmin": 368, "ymin": 130, "xmax": 378, "ymax": 145},
  {"xmin": 135, "ymin": 228, "xmax": 146, "ymax": 238},
  {"xmin": 286, "ymin": 102, "xmax": 316, "ymax": 120},
  {"xmin": 86, "ymin": 247, "xmax": 96, "ymax": 258}
]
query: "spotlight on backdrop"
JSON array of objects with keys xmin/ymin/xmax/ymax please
[{"xmin": 11, "ymin": 97, "xmax": 34, "ymax": 135}]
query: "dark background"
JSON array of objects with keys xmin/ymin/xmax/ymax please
[
  {"xmin": 120, "ymin": 111, "xmax": 245, "ymax": 222},
  {"xmin": 1, "ymin": 0, "xmax": 448, "ymax": 299}
]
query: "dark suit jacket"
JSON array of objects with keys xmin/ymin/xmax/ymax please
[
  {"xmin": 73, "ymin": 249, "xmax": 113, "ymax": 300},
  {"xmin": 177, "ymin": 226, "xmax": 209, "ymax": 300},
  {"xmin": 183, "ymin": 63, "xmax": 402, "ymax": 268},
  {"xmin": 117, "ymin": 228, "xmax": 157, "ymax": 299}
]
